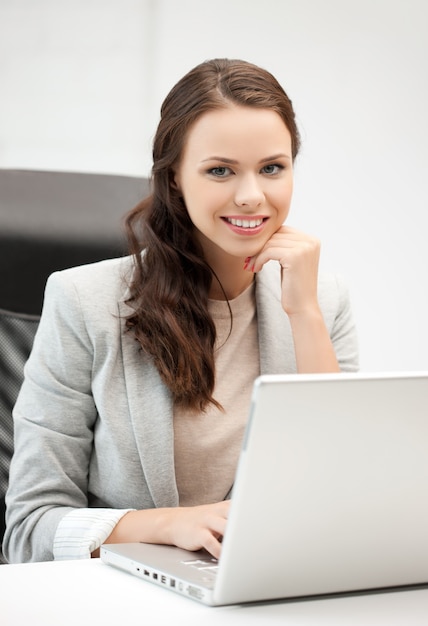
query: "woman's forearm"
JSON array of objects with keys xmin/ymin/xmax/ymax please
[{"xmin": 289, "ymin": 307, "xmax": 340, "ymax": 373}]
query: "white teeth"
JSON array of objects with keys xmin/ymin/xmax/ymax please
[{"xmin": 226, "ymin": 217, "xmax": 263, "ymax": 228}]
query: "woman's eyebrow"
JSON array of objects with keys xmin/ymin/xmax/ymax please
[
  {"xmin": 201, "ymin": 153, "xmax": 291, "ymax": 164},
  {"xmin": 201, "ymin": 156, "xmax": 238, "ymax": 164},
  {"xmin": 259, "ymin": 153, "xmax": 291, "ymax": 163}
]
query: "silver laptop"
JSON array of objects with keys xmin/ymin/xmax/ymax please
[{"xmin": 101, "ymin": 371, "xmax": 428, "ymax": 606}]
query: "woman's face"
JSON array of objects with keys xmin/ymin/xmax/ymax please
[{"xmin": 173, "ymin": 104, "xmax": 294, "ymax": 267}]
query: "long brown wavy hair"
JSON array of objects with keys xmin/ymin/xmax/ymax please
[{"xmin": 124, "ymin": 58, "xmax": 300, "ymax": 412}]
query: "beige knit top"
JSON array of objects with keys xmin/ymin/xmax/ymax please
[{"xmin": 173, "ymin": 281, "xmax": 260, "ymax": 506}]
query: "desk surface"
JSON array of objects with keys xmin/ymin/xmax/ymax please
[{"xmin": 2, "ymin": 558, "xmax": 428, "ymax": 625}]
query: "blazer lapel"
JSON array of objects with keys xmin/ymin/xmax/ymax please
[
  {"xmin": 118, "ymin": 298, "xmax": 179, "ymax": 508},
  {"xmin": 255, "ymin": 263, "xmax": 297, "ymax": 375}
]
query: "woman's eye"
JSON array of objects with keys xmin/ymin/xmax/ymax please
[
  {"xmin": 261, "ymin": 164, "xmax": 283, "ymax": 175},
  {"xmin": 209, "ymin": 166, "xmax": 231, "ymax": 177}
]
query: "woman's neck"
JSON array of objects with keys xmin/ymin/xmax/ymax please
[
  {"xmin": 198, "ymin": 233, "xmax": 256, "ymax": 300},
  {"xmin": 208, "ymin": 268, "xmax": 255, "ymax": 301}
]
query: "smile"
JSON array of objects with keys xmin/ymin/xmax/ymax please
[{"xmin": 224, "ymin": 217, "xmax": 265, "ymax": 229}]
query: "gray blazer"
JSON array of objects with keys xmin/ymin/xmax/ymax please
[{"xmin": 4, "ymin": 256, "xmax": 358, "ymax": 562}]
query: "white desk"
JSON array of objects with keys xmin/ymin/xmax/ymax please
[{"xmin": 2, "ymin": 558, "xmax": 428, "ymax": 625}]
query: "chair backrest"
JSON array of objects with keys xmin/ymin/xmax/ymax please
[
  {"xmin": 0, "ymin": 169, "xmax": 150, "ymax": 315},
  {"xmin": 0, "ymin": 169, "xmax": 149, "ymax": 562},
  {"xmin": 0, "ymin": 309, "xmax": 40, "ymax": 563}
]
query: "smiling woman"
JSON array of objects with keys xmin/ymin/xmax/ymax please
[{"xmin": 4, "ymin": 59, "xmax": 359, "ymax": 566}]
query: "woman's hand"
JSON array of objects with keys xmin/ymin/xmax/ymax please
[
  {"xmin": 246, "ymin": 225, "xmax": 321, "ymax": 317},
  {"xmin": 245, "ymin": 225, "xmax": 340, "ymax": 373},
  {"xmin": 102, "ymin": 500, "xmax": 230, "ymax": 560},
  {"xmin": 166, "ymin": 500, "xmax": 230, "ymax": 559}
]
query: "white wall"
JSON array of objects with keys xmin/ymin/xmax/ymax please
[
  {"xmin": 1, "ymin": 0, "xmax": 427, "ymax": 373},
  {"xmin": 0, "ymin": 0, "xmax": 151, "ymax": 175}
]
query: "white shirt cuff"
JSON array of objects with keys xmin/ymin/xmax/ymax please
[{"xmin": 53, "ymin": 508, "xmax": 134, "ymax": 560}]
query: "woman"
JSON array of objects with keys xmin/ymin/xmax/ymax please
[{"xmin": 4, "ymin": 58, "xmax": 358, "ymax": 563}]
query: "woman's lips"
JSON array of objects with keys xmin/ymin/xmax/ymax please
[{"xmin": 222, "ymin": 216, "xmax": 268, "ymax": 235}]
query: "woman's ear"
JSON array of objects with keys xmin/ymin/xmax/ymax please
[{"xmin": 170, "ymin": 172, "xmax": 181, "ymax": 191}]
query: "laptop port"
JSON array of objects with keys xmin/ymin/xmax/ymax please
[{"xmin": 187, "ymin": 585, "xmax": 203, "ymax": 600}]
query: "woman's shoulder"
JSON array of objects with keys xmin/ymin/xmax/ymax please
[
  {"xmin": 318, "ymin": 272, "xmax": 351, "ymax": 303},
  {"xmin": 49, "ymin": 254, "xmax": 133, "ymax": 281},
  {"xmin": 46, "ymin": 255, "xmax": 133, "ymax": 299},
  {"xmin": 41, "ymin": 256, "xmax": 135, "ymax": 327}
]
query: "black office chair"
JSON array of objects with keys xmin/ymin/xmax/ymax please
[
  {"xmin": 0, "ymin": 310, "xmax": 40, "ymax": 564},
  {"xmin": 0, "ymin": 169, "xmax": 149, "ymax": 562},
  {"xmin": 0, "ymin": 169, "xmax": 149, "ymax": 315}
]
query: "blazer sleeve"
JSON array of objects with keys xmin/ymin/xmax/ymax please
[
  {"xmin": 4, "ymin": 270, "xmax": 103, "ymax": 562},
  {"xmin": 320, "ymin": 273, "xmax": 359, "ymax": 372}
]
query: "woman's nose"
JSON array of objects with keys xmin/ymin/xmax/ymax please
[{"xmin": 234, "ymin": 175, "xmax": 264, "ymax": 208}]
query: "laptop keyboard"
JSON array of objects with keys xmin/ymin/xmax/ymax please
[{"xmin": 181, "ymin": 557, "xmax": 219, "ymax": 574}]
